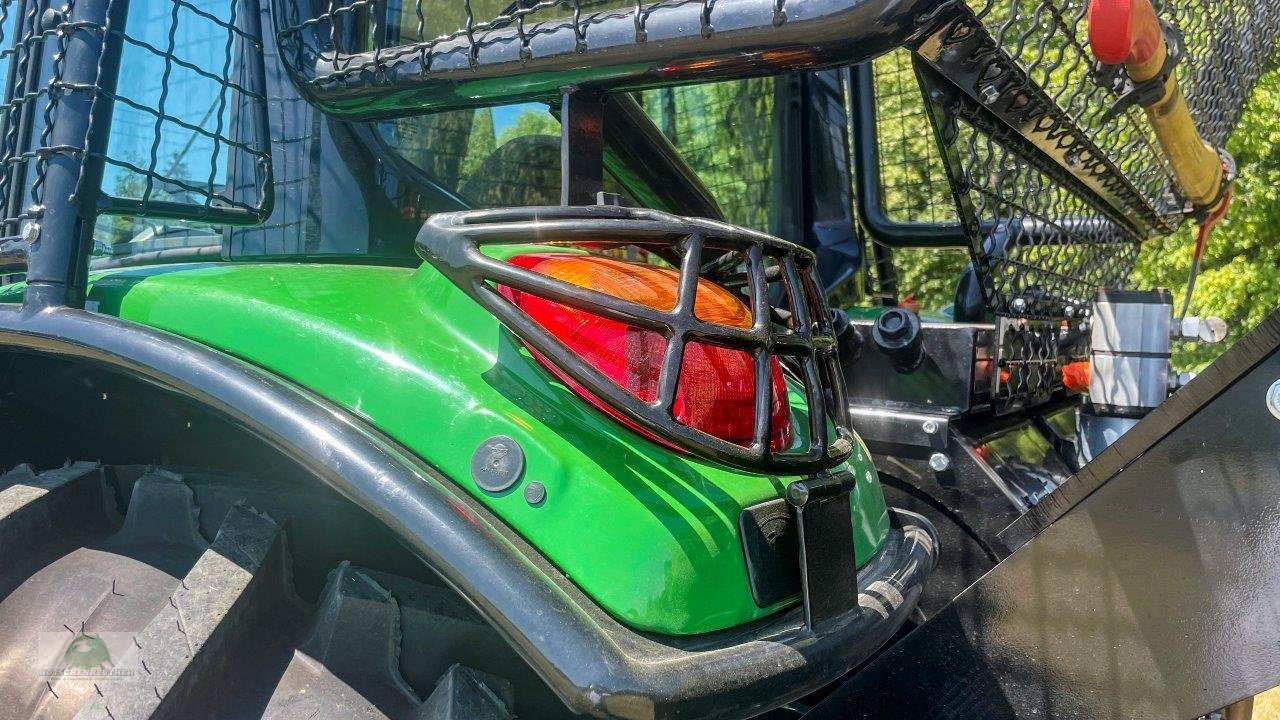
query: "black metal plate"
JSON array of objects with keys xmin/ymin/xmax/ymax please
[
  {"xmin": 739, "ymin": 499, "xmax": 800, "ymax": 608},
  {"xmin": 805, "ymin": 309, "xmax": 1280, "ymax": 720},
  {"xmin": 788, "ymin": 474, "xmax": 859, "ymax": 628}
]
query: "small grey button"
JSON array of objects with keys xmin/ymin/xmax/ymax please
[
  {"xmin": 524, "ymin": 481, "xmax": 547, "ymax": 505},
  {"xmin": 471, "ymin": 436, "xmax": 525, "ymax": 493}
]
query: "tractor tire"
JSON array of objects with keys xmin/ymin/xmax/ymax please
[{"xmin": 0, "ymin": 462, "xmax": 558, "ymax": 720}]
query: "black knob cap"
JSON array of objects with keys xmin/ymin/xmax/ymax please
[
  {"xmin": 872, "ymin": 308, "xmax": 924, "ymax": 373},
  {"xmin": 829, "ymin": 308, "xmax": 863, "ymax": 363}
]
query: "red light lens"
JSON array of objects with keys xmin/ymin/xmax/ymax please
[{"xmin": 500, "ymin": 253, "xmax": 793, "ymax": 454}]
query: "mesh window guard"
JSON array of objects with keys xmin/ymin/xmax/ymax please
[
  {"xmin": 907, "ymin": 0, "xmax": 1280, "ymax": 319},
  {"xmin": 0, "ymin": 0, "xmax": 272, "ymax": 254}
]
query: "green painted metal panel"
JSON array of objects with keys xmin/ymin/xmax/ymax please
[{"xmin": 2, "ymin": 262, "xmax": 890, "ymax": 635}]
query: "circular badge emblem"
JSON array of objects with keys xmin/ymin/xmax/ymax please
[{"xmin": 471, "ymin": 436, "xmax": 525, "ymax": 493}]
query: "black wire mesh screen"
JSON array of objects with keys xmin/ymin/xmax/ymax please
[
  {"xmin": 0, "ymin": 0, "xmax": 271, "ymax": 251},
  {"xmin": 906, "ymin": 0, "xmax": 1280, "ymax": 319},
  {"xmin": 271, "ymin": 0, "xmax": 942, "ymax": 119}
]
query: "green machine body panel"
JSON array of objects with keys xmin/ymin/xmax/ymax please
[{"xmin": 3, "ymin": 261, "xmax": 890, "ymax": 635}]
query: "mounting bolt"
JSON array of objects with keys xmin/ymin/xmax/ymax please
[
  {"xmin": 979, "ymin": 85, "xmax": 1001, "ymax": 105},
  {"xmin": 928, "ymin": 452, "xmax": 951, "ymax": 472},
  {"xmin": 39, "ymin": 8, "xmax": 63, "ymax": 31},
  {"xmin": 1267, "ymin": 379, "xmax": 1280, "ymax": 421},
  {"xmin": 1010, "ymin": 297, "xmax": 1027, "ymax": 313},
  {"xmin": 1064, "ymin": 305, "xmax": 1075, "ymax": 318},
  {"xmin": 921, "ymin": 419, "xmax": 939, "ymax": 435}
]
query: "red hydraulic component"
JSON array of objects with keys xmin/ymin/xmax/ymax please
[{"xmin": 1088, "ymin": 0, "xmax": 1165, "ymax": 66}]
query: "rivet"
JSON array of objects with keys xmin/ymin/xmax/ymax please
[
  {"xmin": 1267, "ymin": 379, "xmax": 1280, "ymax": 421},
  {"xmin": 524, "ymin": 481, "xmax": 546, "ymax": 505}
]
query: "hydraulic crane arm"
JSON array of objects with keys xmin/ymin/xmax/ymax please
[{"xmin": 1088, "ymin": 0, "xmax": 1232, "ymax": 216}]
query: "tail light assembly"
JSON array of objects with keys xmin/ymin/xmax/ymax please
[{"xmin": 416, "ymin": 205, "xmax": 854, "ymax": 475}]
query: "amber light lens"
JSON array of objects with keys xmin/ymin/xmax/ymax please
[{"xmin": 500, "ymin": 253, "xmax": 793, "ymax": 453}]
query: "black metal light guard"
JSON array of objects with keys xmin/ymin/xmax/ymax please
[{"xmin": 416, "ymin": 205, "xmax": 855, "ymax": 475}]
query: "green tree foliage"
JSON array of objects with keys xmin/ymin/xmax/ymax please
[
  {"xmin": 1131, "ymin": 67, "xmax": 1280, "ymax": 370},
  {"xmin": 461, "ymin": 108, "xmax": 497, "ymax": 180},
  {"xmin": 495, "ymin": 107, "xmax": 559, "ymax": 146},
  {"xmin": 890, "ymin": 246, "xmax": 970, "ymax": 313}
]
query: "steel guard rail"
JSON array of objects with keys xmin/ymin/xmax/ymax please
[
  {"xmin": 273, "ymin": 0, "xmax": 949, "ymax": 118},
  {"xmin": 0, "ymin": 305, "xmax": 938, "ymax": 720}
]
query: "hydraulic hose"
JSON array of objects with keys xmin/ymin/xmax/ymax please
[{"xmin": 1088, "ymin": 0, "xmax": 1230, "ymax": 214}]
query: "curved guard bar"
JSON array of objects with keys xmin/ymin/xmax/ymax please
[
  {"xmin": 0, "ymin": 305, "xmax": 935, "ymax": 720},
  {"xmin": 273, "ymin": 0, "xmax": 947, "ymax": 119},
  {"xmin": 1088, "ymin": 0, "xmax": 1229, "ymax": 212}
]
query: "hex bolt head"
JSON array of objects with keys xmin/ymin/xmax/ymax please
[
  {"xmin": 1010, "ymin": 297, "xmax": 1027, "ymax": 313},
  {"xmin": 921, "ymin": 419, "xmax": 939, "ymax": 435},
  {"xmin": 928, "ymin": 452, "xmax": 951, "ymax": 472},
  {"xmin": 980, "ymin": 85, "xmax": 1001, "ymax": 105}
]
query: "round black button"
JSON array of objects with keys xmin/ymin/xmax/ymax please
[{"xmin": 470, "ymin": 436, "xmax": 525, "ymax": 493}]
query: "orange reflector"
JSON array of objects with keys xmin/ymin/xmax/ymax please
[{"xmin": 1062, "ymin": 361, "xmax": 1091, "ymax": 393}]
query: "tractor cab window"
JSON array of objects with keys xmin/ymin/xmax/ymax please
[
  {"xmin": 641, "ymin": 79, "xmax": 777, "ymax": 233},
  {"xmin": 377, "ymin": 104, "xmax": 563, "ymax": 208},
  {"xmin": 87, "ymin": 0, "xmax": 240, "ymax": 267}
]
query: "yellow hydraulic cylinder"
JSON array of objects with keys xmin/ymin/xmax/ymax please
[{"xmin": 1089, "ymin": 0, "xmax": 1229, "ymax": 213}]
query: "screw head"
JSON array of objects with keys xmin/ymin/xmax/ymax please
[
  {"xmin": 787, "ymin": 481, "xmax": 811, "ymax": 507},
  {"xmin": 921, "ymin": 419, "xmax": 939, "ymax": 435},
  {"xmin": 928, "ymin": 452, "xmax": 951, "ymax": 472}
]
